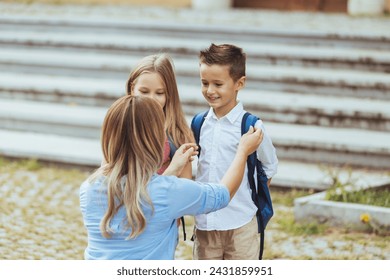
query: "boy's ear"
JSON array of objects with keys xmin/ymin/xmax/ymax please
[{"xmin": 236, "ymin": 76, "xmax": 246, "ymax": 91}]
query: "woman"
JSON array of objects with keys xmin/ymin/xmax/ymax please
[{"xmin": 79, "ymin": 95, "xmax": 263, "ymax": 260}]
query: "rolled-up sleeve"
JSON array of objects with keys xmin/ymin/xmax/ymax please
[{"xmin": 166, "ymin": 178, "xmax": 230, "ymax": 219}]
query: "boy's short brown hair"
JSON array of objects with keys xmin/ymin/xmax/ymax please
[{"xmin": 199, "ymin": 43, "xmax": 246, "ymax": 82}]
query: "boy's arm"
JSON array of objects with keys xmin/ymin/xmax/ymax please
[{"xmin": 255, "ymin": 120, "xmax": 278, "ymax": 183}]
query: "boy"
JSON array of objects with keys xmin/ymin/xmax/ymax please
[{"xmin": 192, "ymin": 43, "xmax": 278, "ymax": 260}]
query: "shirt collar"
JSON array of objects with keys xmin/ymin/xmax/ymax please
[{"xmin": 207, "ymin": 101, "xmax": 244, "ymax": 124}]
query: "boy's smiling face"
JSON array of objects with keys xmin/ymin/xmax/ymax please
[{"xmin": 200, "ymin": 63, "xmax": 245, "ymax": 118}]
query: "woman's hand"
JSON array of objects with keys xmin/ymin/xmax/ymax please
[
  {"xmin": 178, "ymin": 143, "xmax": 199, "ymax": 162},
  {"xmin": 163, "ymin": 143, "xmax": 198, "ymax": 176},
  {"xmin": 237, "ymin": 126, "xmax": 264, "ymax": 157}
]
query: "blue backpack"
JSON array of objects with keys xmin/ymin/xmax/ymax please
[{"xmin": 191, "ymin": 111, "xmax": 274, "ymax": 260}]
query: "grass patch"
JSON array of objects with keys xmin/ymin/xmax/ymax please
[
  {"xmin": 272, "ymin": 209, "xmax": 327, "ymax": 236},
  {"xmin": 271, "ymin": 188, "xmax": 315, "ymax": 207},
  {"xmin": 0, "ymin": 157, "xmax": 41, "ymax": 171},
  {"xmin": 279, "ymin": 216, "xmax": 327, "ymax": 236},
  {"xmin": 19, "ymin": 158, "xmax": 42, "ymax": 171},
  {"xmin": 321, "ymin": 164, "xmax": 390, "ymax": 208},
  {"xmin": 326, "ymin": 186, "xmax": 390, "ymax": 208}
]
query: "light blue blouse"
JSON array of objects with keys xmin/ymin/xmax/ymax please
[{"xmin": 79, "ymin": 174, "xmax": 229, "ymax": 260}]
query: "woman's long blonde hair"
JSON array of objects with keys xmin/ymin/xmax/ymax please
[
  {"xmin": 89, "ymin": 95, "xmax": 165, "ymax": 239},
  {"xmin": 126, "ymin": 54, "xmax": 194, "ymax": 147}
]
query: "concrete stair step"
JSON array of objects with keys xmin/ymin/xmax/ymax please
[
  {"xmin": 0, "ymin": 72, "xmax": 123, "ymax": 106},
  {"xmin": 1, "ymin": 128, "xmax": 389, "ymax": 190},
  {"xmin": 0, "ymin": 99, "xmax": 107, "ymax": 139},
  {"xmin": 272, "ymin": 160, "xmax": 390, "ymax": 191},
  {"xmin": 1, "ymin": 99, "xmax": 389, "ymax": 169},
  {"xmin": 1, "ymin": 49, "xmax": 389, "ymax": 99},
  {"xmin": 1, "ymin": 13, "xmax": 389, "ymax": 50},
  {"xmin": 0, "ymin": 129, "xmax": 101, "ymax": 167},
  {"xmin": 1, "ymin": 73, "xmax": 390, "ymax": 132},
  {"xmin": 265, "ymin": 122, "xmax": 390, "ymax": 170},
  {"xmin": 1, "ymin": 30, "xmax": 389, "ymax": 72}
]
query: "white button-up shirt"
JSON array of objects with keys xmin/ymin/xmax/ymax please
[{"xmin": 195, "ymin": 102, "xmax": 278, "ymax": 230}]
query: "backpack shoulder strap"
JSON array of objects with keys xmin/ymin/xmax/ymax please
[
  {"xmin": 241, "ymin": 112, "xmax": 266, "ymax": 260},
  {"xmin": 241, "ymin": 112, "xmax": 259, "ymax": 212},
  {"xmin": 191, "ymin": 111, "xmax": 208, "ymax": 155},
  {"xmin": 241, "ymin": 112, "xmax": 259, "ymax": 171}
]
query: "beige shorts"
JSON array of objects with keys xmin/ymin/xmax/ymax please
[{"xmin": 192, "ymin": 215, "xmax": 260, "ymax": 260}]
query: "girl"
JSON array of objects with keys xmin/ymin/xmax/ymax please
[
  {"xmin": 126, "ymin": 54, "xmax": 194, "ymax": 178},
  {"xmin": 79, "ymin": 95, "xmax": 263, "ymax": 260}
]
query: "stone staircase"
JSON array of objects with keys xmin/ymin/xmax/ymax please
[{"xmin": 0, "ymin": 4, "xmax": 389, "ymax": 190}]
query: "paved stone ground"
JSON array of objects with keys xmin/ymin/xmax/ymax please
[
  {"xmin": 1, "ymin": 159, "xmax": 388, "ymax": 260},
  {"xmin": 0, "ymin": 161, "xmax": 87, "ymax": 259}
]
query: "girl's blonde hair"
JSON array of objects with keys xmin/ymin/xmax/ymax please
[
  {"xmin": 90, "ymin": 95, "xmax": 165, "ymax": 239},
  {"xmin": 126, "ymin": 54, "xmax": 194, "ymax": 147}
]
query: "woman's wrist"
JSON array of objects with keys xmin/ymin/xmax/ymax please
[{"xmin": 162, "ymin": 164, "xmax": 179, "ymax": 176}]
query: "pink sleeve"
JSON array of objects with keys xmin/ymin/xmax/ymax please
[{"xmin": 157, "ymin": 138, "xmax": 171, "ymax": 175}]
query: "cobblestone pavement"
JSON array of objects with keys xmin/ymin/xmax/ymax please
[{"xmin": 0, "ymin": 163, "xmax": 88, "ymax": 259}]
